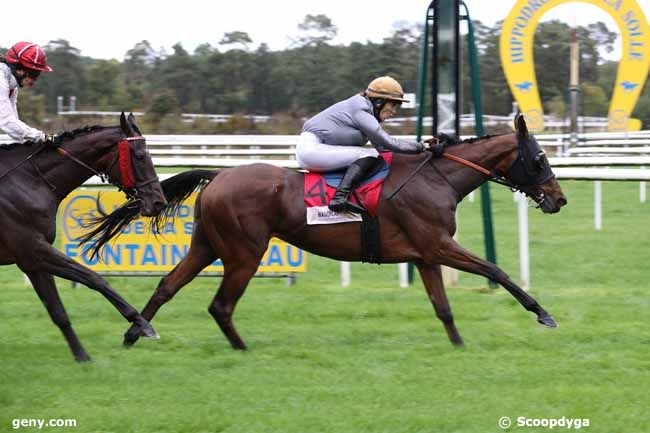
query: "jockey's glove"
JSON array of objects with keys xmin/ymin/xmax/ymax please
[
  {"xmin": 44, "ymin": 134, "xmax": 62, "ymax": 147},
  {"xmin": 422, "ymin": 137, "xmax": 445, "ymax": 157},
  {"xmin": 436, "ymin": 132, "xmax": 458, "ymax": 146}
]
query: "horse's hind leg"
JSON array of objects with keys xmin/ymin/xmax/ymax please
[
  {"xmin": 439, "ymin": 239, "xmax": 556, "ymax": 327},
  {"xmin": 208, "ymin": 259, "xmax": 260, "ymax": 350},
  {"xmin": 416, "ymin": 263, "xmax": 464, "ymax": 346},
  {"xmin": 123, "ymin": 239, "xmax": 216, "ymax": 347},
  {"xmin": 25, "ymin": 272, "xmax": 90, "ymax": 362}
]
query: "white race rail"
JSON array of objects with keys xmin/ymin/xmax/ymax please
[{"xmin": 2, "ymin": 133, "xmax": 647, "ymax": 289}]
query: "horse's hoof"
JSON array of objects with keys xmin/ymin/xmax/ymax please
[
  {"xmin": 132, "ymin": 317, "xmax": 160, "ymax": 340},
  {"xmin": 123, "ymin": 326, "xmax": 140, "ymax": 347},
  {"xmin": 139, "ymin": 323, "xmax": 160, "ymax": 340},
  {"xmin": 537, "ymin": 314, "xmax": 557, "ymax": 328},
  {"xmin": 75, "ymin": 353, "xmax": 92, "ymax": 362}
]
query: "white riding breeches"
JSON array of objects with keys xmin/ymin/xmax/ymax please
[{"xmin": 296, "ymin": 132, "xmax": 379, "ymax": 172}]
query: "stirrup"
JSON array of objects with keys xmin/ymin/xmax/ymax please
[{"xmin": 329, "ymin": 199, "xmax": 366, "ymax": 214}]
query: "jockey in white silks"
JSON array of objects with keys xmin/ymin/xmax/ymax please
[
  {"xmin": 0, "ymin": 42, "xmax": 55, "ymax": 145},
  {"xmin": 297, "ymin": 76, "xmax": 432, "ymax": 213}
]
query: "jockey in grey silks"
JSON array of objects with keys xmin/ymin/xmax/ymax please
[{"xmin": 297, "ymin": 76, "xmax": 432, "ymax": 213}]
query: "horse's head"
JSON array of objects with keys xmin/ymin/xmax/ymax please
[
  {"xmin": 105, "ymin": 113, "xmax": 167, "ymax": 216},
  {"xmin": 58, "ymin": 113, "xmax": 167, "ymax": 216},
  {"xmin": 500, "ymin": 114, "xmax": 567, "ymax": 213}
]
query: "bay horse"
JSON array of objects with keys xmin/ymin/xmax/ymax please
[
  {"xmin": 84, "ymin": 114, "xmax": 567, "ymax": 350},
  {"xmin": 0, "ymin": 113, "xmax": 167, "ymax": 361}
]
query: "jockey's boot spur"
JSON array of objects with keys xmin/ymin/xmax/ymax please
[{"xmin": 329, "ymin": 156, "xmax": 377, "ymax": 214}]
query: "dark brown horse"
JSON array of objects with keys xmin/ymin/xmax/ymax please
[
  {"xmin": 85, "ymin": 114, "xmax": 567, "ymax": 350},
  {"xmin": 0, "ymin": 113, "xmax": 167, "ymax": 361}
]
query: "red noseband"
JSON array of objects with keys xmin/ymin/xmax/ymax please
[{"xmin": 117, "ymin": 140, "xmax": 136, "ymax": 189}]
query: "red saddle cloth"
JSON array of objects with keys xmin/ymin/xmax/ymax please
[{"xmin": 303, "ymin": 153, "xmax": 393, "ymax": 217}]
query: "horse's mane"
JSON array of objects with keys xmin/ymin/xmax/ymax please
[
  {"xmin": 427, "ymin": 133, "xmax": 499, "ymax": 155},
  {"xmin": 57, "ymin": 125, "xmax": 109, "ymax": 142},
  {"xmin": 1, "ymin": 125, "xmax": 110, "ymax": 150},
  {"xmin": 458, "ymin": 134, "xmax": 498, "ymax": 144}
]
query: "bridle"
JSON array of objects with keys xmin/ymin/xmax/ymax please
[
  {"xmin": 56, "ymin": 135, "xmax": 159, "ymax": 200},
  {"xmin": 387, "ymin": 137, "xmax": 554, "ymax": 208},
  {"xmin": 439, "ymin": 147, "xmax": 554, "ymax": 207}
]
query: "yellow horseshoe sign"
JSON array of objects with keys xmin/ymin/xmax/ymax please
[{"xmin": 500, "ymin": 0, "xmax": 650, "ymax": 131}]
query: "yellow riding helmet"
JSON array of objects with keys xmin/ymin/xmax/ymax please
[{"xmin": 365, "ymin": 76, "xmax": 410, "ymax": 103}]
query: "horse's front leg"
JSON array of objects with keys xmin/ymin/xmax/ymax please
[
  {"xmin": 415, "ymin": 262, "xmax": 464, "ymax": 346},
  {"xmin": 123, "ymin": 233, "xmax": 217, "ymax": 347},
  {"xmin": 438, "ymin": 238, "xmax": 556, "ymax": 328},
  {"xmin": 24, "ymin": 271, "xmax": 91, "ymax": 362},
  {"xmin": 18, "ymin": 241, "xmax": 159, "ymax": 339}
]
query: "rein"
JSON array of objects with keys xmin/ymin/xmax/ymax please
[
  {"xmin": 387, "ymin": 151, "xmax": 518, "ymax": 201},
  {"xmin": 441, "ymin": 153, "xmax": 518, "ymax": 189},
  {"xmin": 56, "ymin": 135, "xmax": 157, "ymax": 196},
  {"xmin": 385, "ymin": 151, "xmax": 434, "ymax": 200},
  {"xmin": 0, "ymin": 143, "xmax": 49, "ymax": 182},
  {"xmin": 387, "ymin": 150, "xmax": 524, "ymax": 202},
  {"xmin": 56, "ymin": 147, "xmax": 105, "ymax": 180}
]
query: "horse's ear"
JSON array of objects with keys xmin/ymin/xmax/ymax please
[
  {"xmin": 516, "ymin": 113, "xmax": 529, "ymax": 141},
  {"xmin": 120, "ymin": 111, "xmax": 135, "ymax": 135},
  {"xmin": 127, "ymin": 112, "xmax": 142, "ymax": 135}
]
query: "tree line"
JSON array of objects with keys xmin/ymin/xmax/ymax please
[{"xmin": 6, "ymin": 14, "xmax": 650, "ymax": 134}]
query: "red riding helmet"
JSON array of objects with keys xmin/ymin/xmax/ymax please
[{"xmin": 5, "ymin": 42, "xmax": 53, "ymax": 72}]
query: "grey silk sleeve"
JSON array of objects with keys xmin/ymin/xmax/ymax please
[{"xmin": 354, "ymin": 110, "xmax": 424, "ymax": 154}]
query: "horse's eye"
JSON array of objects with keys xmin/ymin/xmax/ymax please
[{"xmin": 534, "ymin": 151, "xmax": 546, "ymax": 169}]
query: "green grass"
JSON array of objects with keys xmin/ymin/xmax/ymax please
[{"xmin": 0, "ymin": 181, "xmax": 648, "ymax": 433}]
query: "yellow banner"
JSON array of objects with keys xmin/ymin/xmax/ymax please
[
  {"xmin": 500, "ymin": 0, "xmax": 650, "ymax": 131},
  {"xmin": 59, "ymin": 191, "xmax": 307, "ymax": 273}
]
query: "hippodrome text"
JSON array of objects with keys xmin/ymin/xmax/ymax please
[{"xmin": 508, "ymin": 0, "xmax": 646, "ymax": 64}]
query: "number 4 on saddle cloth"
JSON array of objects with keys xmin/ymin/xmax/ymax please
[{"xmin": 304, "ymin": 152, "xmax": 393, "ymax": 225}]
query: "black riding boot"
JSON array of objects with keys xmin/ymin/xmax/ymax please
[{"xmin": 329, "ymin": 157, "xmax": 377, "ymax": 213}]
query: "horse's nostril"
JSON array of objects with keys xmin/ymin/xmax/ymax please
[
  {"xmin": 557, "ymin": 197, "xmax": 567, "ymax": 207},
  {"xmin": 153, "ymin": 200, "xmax": 167, "ymax": 213}
]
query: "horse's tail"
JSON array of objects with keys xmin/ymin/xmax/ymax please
[
  {"xmin": 149, "ymin": 169, "xmax": 218, "ymax": 231},
  {"xmin": 79, "ymin": 169, "xmax": 218, "ymax": 259}
]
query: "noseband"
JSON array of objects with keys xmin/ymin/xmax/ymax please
[{"xmin": 56, "ymin": 136, "xmax": 158, "ymax": 199}]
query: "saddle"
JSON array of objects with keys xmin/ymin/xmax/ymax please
[
  {"xmin": 303, "ymin": 152, "xmax": 393, "ymax": 217},
  {"xmin": 303, "ymin": 153, "xmax": 392, "ymax": 263}
]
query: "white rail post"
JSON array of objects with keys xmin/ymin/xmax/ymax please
[
  {"xmin": 594, "ymin": 181, "xmax": 602, "ymax": 230},
  {"xmin": 398, "ymin": 263, "xmax": 409, "ymax": 288},
  {"xmin": 641, "ymin": 182, "xmax": 647, "ymax": 203},
  {"xmin": 517, "ymin": 192, "xmax": 530, "ymax": 290},
  {"xmin": 640, "ymin": 166, "xmax": 646, "ymax": 203},
  {"xmin": 341, "ymin": 262, "xmax": 351, "ymax": 287}
]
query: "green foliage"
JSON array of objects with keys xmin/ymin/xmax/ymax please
[
  {"xmin": 16, "ymin": 88, "xmax": 46, "ymax": 126},
  {"xmin": 39, "ymin": 39, "xmax": 88, "ymax": 114},
  {"xmin": 581, "ymin": 84, "xmax": 608, "ymax": 116},
  {"xmin": 17, "ymin": 17, "xmax": 633, "ymax": 132},
  {"xmin": 545, "ymin": 95, "xmax": 567, "ymax": 118},
  {"xmin": 86, "ymin": 60, "xmax": 124, "ymax": 109},
  {"xmin": 294, "ymin": 14, "xmax": 338, "ymax": 47}
]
